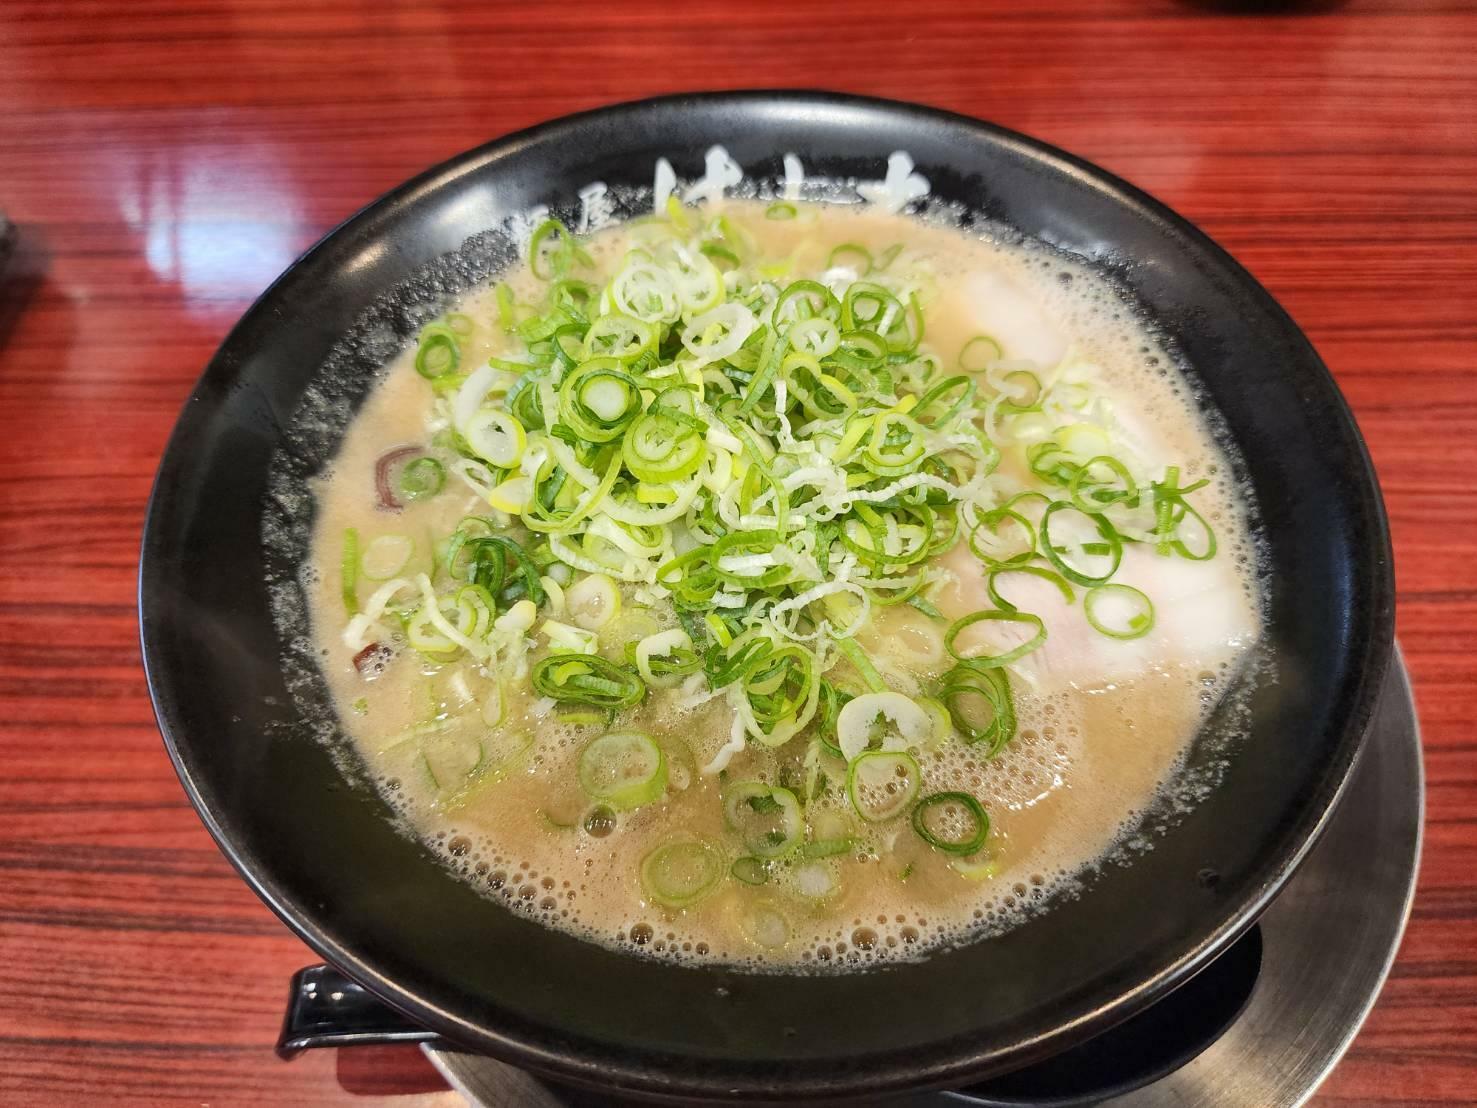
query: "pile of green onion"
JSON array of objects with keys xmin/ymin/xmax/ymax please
[{"xmin": 339, "ymin": 198, "xmax": 1218, "ymax": 896}]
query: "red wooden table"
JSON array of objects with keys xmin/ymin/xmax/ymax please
[{"xmin": 1, "ymin": 1, "xmax": 1473, "ymax": 1103}]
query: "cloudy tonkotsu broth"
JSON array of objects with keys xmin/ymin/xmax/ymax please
[{"xmin": 306, "ymin": 197, "xmax": 1259, "ymax": 967}]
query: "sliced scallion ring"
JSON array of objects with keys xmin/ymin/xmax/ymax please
[
  {"xmin": 578, "ymin": 730, "xmax": 667, "ymax": 811},
  {"xmin": 398, "ymin": 457, "xmax": 445, "ymax": 500},
  {"xmin": 938, "ymin": 662, "xmax": 1016, "ymax": 756},
  {"xmin": 633, "ymin": 628, "xmax": 701, "ymax": 688},
  {"xmin": 730, "ymin": 856, "xmax": 769, "ymax": 885},
  {"xmin": 528, "ymin": 217, "xmax": 579, "ymax": 281},
  {"xmin": 360, "ymin": 534, "xmax": 415, "ymax": 581},
  {"xmin": 950, "ymin": 851, "xmax": 999, "ymax": 881},
  {"xmin": 1164, "ymin": 493, "xmax": 1218, "ymax": 561},
  {"xmin": 531, "ymin": 654, "xmax": 645, "ymax": 712},
  {"xmin": 912, "ymin": 791, "xmax": 990, "ymax": 855},
  {"xmin": 582, "ymin": 312, "xmax": 656, "ymax": 364},
  {"xmin": 786, "ymin": 316, "xmax": 841, "ymax": 359},
  {"xmin": 738, "ymin": 899, "xmax": 792, "ymax": 949},
  {"xmin": 1040, "ymin": 500, "xmax": 1124, "ymax": 587},
  {"xmin": 1068, "ymin": 454, "xmax": 1138, "ymax": 514},
  {"xmin": 464, "ymin": 409, "xmax": 526, "ymax": 468},
  {"xmin": 986, "ymin": 565, "xmax": 1074, "ymax": 612},
  {"xmin": 826, "ymin": 242, "xmax": 873, "ymax": 274},
  {"xmin": 1084, "ymin": 583, "xmax": 1156, "ymax": 640},
  {"xmin": 996, "ymin": 368, "xmax": 1044, "ymax": 414},
  {"xmin": 959, "ymin": 334, "xmax": 1003, "ymax": 371},
  {"xmin": 682, "ymin": 302, "xmax": 756, "ymax": 363},
  {"xmin": 559, "ymin": 361, "xmax": 644, "ymax": 443},
  {"xmin": 967, "ymin": 507, "xmax": 1036, "ymax": 566},
  {"xmin": 835, "ymin": 691, "xmax": 932, "ymax": 761},
  {"xmin": 414, "ymin": 330, "xmax": 459, "ymax": 379},
  {"xmin": 640, "ymin": 837, "xmax": 725, "ymax": 908},
  {"xmin": 622, "ymin": 400, "xmax": 708, "ymax": 483},
  {"xmin": 846, "ymin": 749, "xmax": 922, "ymax": 823},
  {"xmin": 943, "ymin": 609, "xmax": 1047, "ymax": 669},
  {"xmin": 566, "ymin": 573, "xmax": 621, "ymax": 631},
  {"xmin": 723, "ymin": 782, "xmax": 803, "ymax": 859}
]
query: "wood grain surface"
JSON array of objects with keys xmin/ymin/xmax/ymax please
[{"xmin": 1, "ymin": 0, "xmax": 1474, "ymax": 1103}]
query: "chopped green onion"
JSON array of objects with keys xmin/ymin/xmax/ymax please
[
  {"xmin": 826, "ymin": 242, "xmax": 873, "ymax": 274},
  {"xmin": 738, "ymin": 900, "xmax": 792, "ymax": 949},
  {"xmin": 365, "ymin": 198, "xmax": 1233, "ymax": 890},
  {"xmin": 578, "ymin": 730, "xmax": 666, "ymax": 810},
  {"xmin": 739, "ymin": 644, "xmax": 816, "ymax": 742},
  {"xmin": 566, "ymin": 573, "xmax": 621, "ymax": 630},
  {"xmin": 341, "ymin": 528, "xmax": 359, "ymax": 615},
  {"xmin": 959, "ymin": 335, "xmax": 1003, "ymax": 371},
  {"xmin": 623, "ymin": 394, "xmax": 708, "ymax": 482},
  {"xmin": 452, "ymin": 532, "xmax": 547, "ymax": 608},
  {"xmin": 996, "ymin": 369, "xmax": 1044, "ymax": 414},
  {"xmin": 495, "ymin": 283, "xmax": 517, "ymax": 332},
  {"xmin": 938, "ymin": 662, "xmax": 1016, "ymax": 756},
  {"xmin": 465, "ymin": 410, "xmax": 527, "ymax": 469},
  {"xmin": 532, "ymin": 654, "xmax": 645, "ymax": 712},
  {"xmin": 949, "ymin": 850, "xmax": 999, "ymax": 881},
  {"xmin": 528, "ymin": 217, "xmax": 581, "ymax": 281},
  {"xmin": 912, "ymin": 791, "xmax": 990, "ymax": 855},
  {"xmin": 968, "ymin": 506, "xmax": 1037, "ymax": 567},
  {"xmin": 361, "ymin": 534, "xmax": 414, "ymax": 581},
  {"xmin": 583, "ymin": 313, "xmax": 656, "ymax": 364},
  {"xmin": 414, "ymin": 330, "xmax": 459, "ymax": 380},
  {"xmin": 730, "ymin": 856, "xmax": 769, "ymax": 885},
  {"xmin": 559, "ymin": 361, "xmax": 644, "ymax": 443},
  {"xmin": 641, "ymin": 837, "xmax": 725, "ymax": 907},
  {"xmin": 835, "ymin": 636, "xmax": 887, "ymax": 694},
  {"xmin": 846, "ymin": 749, "xmax": 921, "ymax": 823},
  {"xmin": 398, "ymin": 457, "xmax": 445, "ymax": 500},
  {"xmin": 723, "ymin": 782, "xmax": 803, "ymax": 859},
  {"xmin": 1068, "ymin": 454, "xmax": 1137, "ymax": 513},
  {"xmin": 1172, "ymin": 500, "xmax": 1217, "ymax": 560},
  {"xmin": 1040, "ymin": 500, "xmax": 1124, "ymax": 587},
  {"xmin": 944, "ymin": 609, "xmax": 1047, "ymax": 669},
  {"xmin": 1085, "ymin": 583, "xmax": 1156, "ymax": 640},
  {"xmin": 986, "ymin": 564, "xmax": 1074, "ymax": 611},
  {"xmin": 1152, "ymin": 468, "xmax": 1219, "ymax": 561},
  {"xmin": 835, "ymin": 691, "xmax": 932, "ymax": 762}
]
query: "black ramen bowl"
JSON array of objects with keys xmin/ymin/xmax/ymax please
[{"xmin": 139, "ymin": 91, "xmax": 1393, "ymax": 1102}]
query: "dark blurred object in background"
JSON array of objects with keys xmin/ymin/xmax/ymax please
[
  {"xmin": 1181, "ymin": 0, "xmax": 1348, "ymax": 11},
  {"xmin": 0, "ymin": 214, "xmax": 50, "ymax": 355},
  {"xmin": 0, "ymin": 212, "xmax": 14, "ymax": 276}
]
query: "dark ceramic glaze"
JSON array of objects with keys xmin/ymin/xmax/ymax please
[{"xmin": 139, "ymin": 92, "xmax": 1393, "ymax": 1102}]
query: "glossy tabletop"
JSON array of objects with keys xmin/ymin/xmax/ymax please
[{"xmin": 1, "ymin": 1, "xmax": 1474, "ymax": 1104}]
